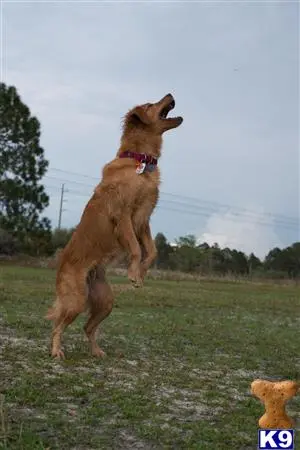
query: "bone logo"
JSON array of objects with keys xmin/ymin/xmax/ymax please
[{"xmin": 251, "ymin": 379, "xmax": 299, "ymax": 450}]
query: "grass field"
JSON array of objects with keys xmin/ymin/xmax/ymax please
[{"xmin": 0, "ymin": 265, "xmax": 299, "ymax": 450}]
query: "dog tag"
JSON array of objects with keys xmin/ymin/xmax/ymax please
[
  {"xmin": 136, "ymin": 162, "xmax": 146, "ymax": 174},
  {"xmin": 146, "ymin": 163, "xmax": 156, "ymax": 172}
]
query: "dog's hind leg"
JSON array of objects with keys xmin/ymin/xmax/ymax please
[
  {"xmin": 50, "ymin": 308, "xmax": 79, "ymax": 359},
  {"xmin": 84, "ymin": 265, "xmax": 114, "ymax": 357},
  {"xmin": 47, "ymin": 268, "xmax": 88, "ymax": 359}
]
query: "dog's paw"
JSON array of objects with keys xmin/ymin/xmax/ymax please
[
  {"xmin": 130, "ymin": 277, "xmax": 143, "ymax": 288},
  {"xmin": 51, "ymin": 349, "xmax": 65, "ymax": 360},
  {"xmin": 128, "ymin": 268, "xmax": 143, "ymax": 288},
  {"xmin": 91, "ymin": 347, "xmax": 106, "ymax": 358}
]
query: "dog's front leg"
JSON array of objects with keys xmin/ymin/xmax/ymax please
[
  {"xmin": 116, "ymin": 215, "xmax": 143, "ymax": 287},
  {"xmin": 139, "ymin": 223, "xmax": 157, "ymax": 280}
]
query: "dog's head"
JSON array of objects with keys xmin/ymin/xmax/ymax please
[{"xmin": 123, "ymin": 93, "xmax": 183, "ymax": 135}]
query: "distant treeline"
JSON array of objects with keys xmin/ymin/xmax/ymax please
[
  {"xmin": 154, "ymin": 233, "xmax": 300, "ymax": 279},
  {"xmin": 1, "ymin": 227, "xmax": 299, "ymax": 280}
]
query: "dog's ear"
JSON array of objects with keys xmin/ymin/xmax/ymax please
[{"xmin": 130, "ymin": 106, "xmax": 151, "ymax": 125}]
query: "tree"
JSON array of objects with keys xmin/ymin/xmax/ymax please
[
  {"xmin": 265, "ymin": 243, "xmax": 300, "ymax": 278},
  {"xmin": 154, "ymin": 232, "xmax": 173, "ymax": 269},
  {"xmin": 0, "ymin": 228, "xmax": 20, "ymax": 255},
  {"xmin": 196, "ymin": 242, "xmax": 211, "ymax": 274},
  {"xmin": 170, "ymin": 234, "xmax": 200, "ymax": 272},
  {"xmin": 248, "ymin": 252, "xmax": 262, "ymax": 275},
  {"xmin": 0, "ymin": 83, "xmax": 51, "ymax": 251},
  {"xmin": 176, "ymin": 234, "xmax": 197, "ymax": 248},
  {"xmin": 52, "ymin": 227, "xmax": 75, "ymax": 251},
  {"xmin": 229, "ymin": 249, "xmax": 249, "ymax": 275},
  {"xmin": 288, "ymin": 242, "xmax": 300, "ymax": 278},
  {"xmin": 208, "ymin": 243, "xmax": 224, "ymax": 273}
]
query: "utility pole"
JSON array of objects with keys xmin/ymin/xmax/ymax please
[{"xmin": 58, "ymin": 183, "xmax": 66, "ymax": 229}]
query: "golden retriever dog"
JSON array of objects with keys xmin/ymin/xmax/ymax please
[{"xmin": 46, "ymin": 93, "xmax": 183, "ymax": 359}]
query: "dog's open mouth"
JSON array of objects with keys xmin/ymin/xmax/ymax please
[
  {"xmin": 159, "ymin": 99, "xmax": 176, "ymax": 119},
  {"xmin": 157, "ymin": 94, "xmax": 183, "ymax": 127}
]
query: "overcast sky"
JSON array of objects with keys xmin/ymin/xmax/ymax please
[{"xmin": 2, "ymin": 1, "xmax": 299, "ymax": 258}]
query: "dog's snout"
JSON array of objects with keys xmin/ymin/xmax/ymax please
[
  {"xmin": 158, "ymin": 93, "xmax": 175, "ymax": 107},
  {"xmin": 166, "ymin": 93, "xmax": 174, "ymax": 102}
]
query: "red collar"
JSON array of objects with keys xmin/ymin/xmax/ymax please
[{"xmin": 119, "ymin": 151, "xmax": 158, "ymax": 166}]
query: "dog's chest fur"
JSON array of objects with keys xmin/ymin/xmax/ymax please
[{"xmin": 131, "ymin": 171, "xmax": 160, "ymax": 233}]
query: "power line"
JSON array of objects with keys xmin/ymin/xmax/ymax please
[
  {"xmin": 45, "ymin": 175, "xmax": 95, "ymax": 188},
  {"xmin": 43, "ymin": 183, "xmax": 299, "ymax": 231},
  {"xmin": 49, "ymin": 166, "xmax": 100, "ymax": 181},
  {"xmin": 155, "ymin": 205, "xmax": 298, "ymax": 230},
  {"xmin": 157, "ymin": 198, "xmax": 298, "ymax": 228},
  {"xmin": 43, "ymin": 179, "xmax": 299, "ymax": 229},
  {"xmin": 44, "ymin": 170, "xmax": 299, "ymax": 227},
  {"xmin": 160, "ymin": 192, "xmax": 298, "ymax": 224},
  {"xmin": 47, "ymin": 167, "xmax": 298, "ymax": 224}
]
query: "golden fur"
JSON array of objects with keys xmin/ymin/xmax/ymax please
[{"xmin": 46, "ymin": 93, "xmax": 183, "ymax": 359}]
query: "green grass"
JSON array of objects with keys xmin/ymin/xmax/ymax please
[{"xmin": 0, "ymin": 265, "xmax": 299, "ymax": 449}]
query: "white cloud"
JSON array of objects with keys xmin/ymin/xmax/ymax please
[{"xmin": 197, "ymin": 208, "xmax": 284, "ymax": 259}]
